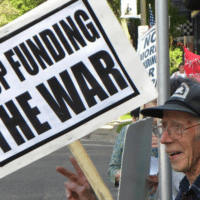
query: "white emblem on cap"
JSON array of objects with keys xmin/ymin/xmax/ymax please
[{"xmin": 171, "ymin": 82, "xmax": 189, "ymax": 99}]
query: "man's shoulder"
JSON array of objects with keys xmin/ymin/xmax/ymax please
[
  {"xmin": 193, "ymin": 174, "xmax": 200, "ymax": 189},
  {"xmin": 171, "ymin": 71, "xmax": 179, "ymax": 78}
]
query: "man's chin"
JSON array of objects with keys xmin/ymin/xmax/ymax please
[{"xmin": 171, "ymin": 164, "xmax": 185, "ymax": 172}]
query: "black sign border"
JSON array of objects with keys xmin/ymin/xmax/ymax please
[{"xmin": 0, "ymin": 0, "xmax": 140, "ymax": 166}]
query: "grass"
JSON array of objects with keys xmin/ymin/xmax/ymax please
[
  {"xmin": 119, "ymin": 112, "xmax": 132, "ymax": 120},
  {"xmin": 117, "ymin": 112, "xmax": 132, "ymax": 133},
  {"xmin": 116, "ymin": 121, "xmax": 132, "ymax": 133}
]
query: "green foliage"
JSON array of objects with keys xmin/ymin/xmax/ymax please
[
  {"xmin": 106, "ymin": 0, "xmax": 121, "ymax": 22},
  {"xmin": 120, "ymin": 112, "xmax": 132, "ymax": 120},
  {"xmin": 117, "ymin": 121, "xmax": 132, "ymax": 133},
  {"xmin": 169, "ymin": 46, "xmax": 183, "ymax": 75},
  {"xmin": 0, "ymin": 0, "xmax": 19, "ymax": 27},
  {"xmin": 168, "ymin": 0, "xmax": 187, "ymax": 38},
  {"xmin": 10, "ymin": 0, "xmax": 47, "ymax": 15},
  {"xmin": 0, "ymin": 0, "xmax": 47, "ymax": 27},
  {"xmin": 137, "ymin": 0, "xmax": 187, "ymax": 38}
]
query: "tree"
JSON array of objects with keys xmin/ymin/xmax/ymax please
[
  {"xmin": 169, "ymin": 47, "xmax": 184, "ymax": 75},
  {"xmin": 0, "ymin": 0, "xmax": 19, "ymax": 27},
  {"xmin": 10, "ymin": 0, "xmax": 47, "ymax": 15},
  {"xmin": 107, "ymin": 0, "xmax": 121, "ymax": 22},
  {"xmin": 0, "ymin": 0, "xmax": 47, "ymax": 27}
]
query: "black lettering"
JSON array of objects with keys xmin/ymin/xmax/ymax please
[
  {"xmin": 60, "ymin": 17, "xmax": 87, "ymax": 51},
  {"xmin": 4, "ymin": 49, "xmax": 25, "ymax": 81},
  {"xmin": 151, "ymin": 55, "xmax": 156, "ymax": 65},
  {"xmin": 149, "ymin": 67, "xmax": 154, "ymax": 77},
  {"xmin": 151, "ymin": 31, "xmax": 156, "ymax": 43},
  {"xmin": 71, "ymin": 62, "xmax": 109, "ymax": 107},
  {"xmin": 19, "ymin": 42, "xmax": 42, "ymax": 74},
  {"xmin": 0, "ymin": 131, "xmax": 11, "ymax": 153},
  {"xmin": 89, "ymin": 51, "xmax": 128, "ymax": 95},
  {"xmin": 14, "ymin": 46, "xmax": 39, "ymax": 76},
  {"xmin": 36, "ymin": 70, "xmax": 86, "ymax": 122},
  {"xmin": 140, "ymin": 52, "xmax": 144, "ymax": 61},
  {"xmin": 145, "ymin": 49, "xmax": 149, "ymax": 58},
  {"xmin": 143, "ymin": 55, "xmax": 156, "ymax": 68},
  {"xmin": 0, "ymin": 61, "xmax": 10, "ymax": 91},
  {"xmin": 39, "ymin": 29, "xmax": 65, "ymax": 62},
  {"xmin": 144, "ymin": 35, "xmax": 150, "ymax": 48},
  {"xmin": 0, "ymin": 101, "xmax": 35, "ymax": 146},
  {"xmin": 16, "ymin": 92, "xmax": 51, "ymax": 135},
  {"xmin": 26, "ymin": 36, "xmax": 53, "ymax": 69},
  {"xmin": 53, "ymin": 23, "xmax": 74, "ymax": 55},
  {"xmin": 143, "ymin": 60, "xmax": 147, "ymax": 68},
  {"xmin": 154, "ymin": 80, "xmax": 157, "ymax": 87},
  {"xmin": 75, "ymin": 10, "xmax": 100, "ymax": 42},
  {"xmin": 149, "ymin": 46, "xmax": 155, "ymax": 55}
]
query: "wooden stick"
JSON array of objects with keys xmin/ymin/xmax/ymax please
[{"xmin": 68, "ymin": 140, "xmax": 114, "ymax": 200}]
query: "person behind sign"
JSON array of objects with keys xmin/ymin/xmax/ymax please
[
  {"xmin": 56, "ymin": 77, "xmax": 195, "ymax": 200},
  {"xmin": 108, "ymin": 102, "xmax": 159, "ymax": 199},
  {"xmin": 141, "ymin": 78, "xmax": 200, "ymax": 199},
  {"xmin": 170, "ymin": 62, "xmax": 186, "ymax": 78},
  {"xmin": 56, "ymin": 103, "xmax": 159, "ymax": 200}
]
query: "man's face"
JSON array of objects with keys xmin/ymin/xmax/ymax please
[
  {"xmin": 160, "ymin": 111, "xmax": 200, "ymax": 174},
  {"xmin": 179, "ymin": 65, "xmax": 185, "ymax": 74}
]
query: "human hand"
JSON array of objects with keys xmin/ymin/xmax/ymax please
[
  {"xmin": 177, "ymin": 41, "xmax": 184, "ymax": 47},
  {"xmin": 115, "ymin": 170, "xmax": 121, "ymax": 185},
  {"xmin": 146, "ymin": 175, "xmax": 159, "ymax": 195},
  {"xmin": 151, "ymin": 134, "xmax": 158, "ymax": 148},
  {"xmin": 56, "ymin": 156, "xmax": 96, "ymax": 200}
]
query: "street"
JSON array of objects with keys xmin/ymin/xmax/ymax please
[{"xmin": 0, "ymin": 138, "xmax": 119, "ymax": 200}]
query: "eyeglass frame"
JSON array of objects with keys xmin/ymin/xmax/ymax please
[{"xmin": 152, "ymin": 123, "xmax": 200, "ymax": 140}]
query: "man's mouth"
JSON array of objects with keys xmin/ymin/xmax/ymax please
[{"xmin": 168, "ymin": 151, "xmax": 182, "ymax": 158}]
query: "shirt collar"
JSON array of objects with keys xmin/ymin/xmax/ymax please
[
  {"xmin": 179, "ymin": 175, "xmax": 190, "ymax": 193},
  {"xmin": 179, "ymin": 174, "xmax": 200, "ymax": 197}
]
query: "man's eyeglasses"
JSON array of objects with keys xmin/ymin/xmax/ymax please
[{"xmin": 153, "ymin": 123, "xmax": 200, "ymax": 140}]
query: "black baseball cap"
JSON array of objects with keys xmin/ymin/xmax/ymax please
[{"xmin": 141, "ymin": 81, "xmax": 200, "ymax": 118}]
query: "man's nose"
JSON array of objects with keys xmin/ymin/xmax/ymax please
[{"xmin": 160, "ymin": 129, "xmax": 174, "ymax": 144}]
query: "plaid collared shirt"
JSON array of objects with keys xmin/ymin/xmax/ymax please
[{"xmin": 175, "ymin": 175, "xmax": 200, "ymax": 200}]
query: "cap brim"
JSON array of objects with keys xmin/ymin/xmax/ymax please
[{"xmin": 140, "ymin": 102, "xmax": 199, "ymax": 118}]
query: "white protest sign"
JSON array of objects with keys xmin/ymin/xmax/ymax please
[
  {"xmin": 118, "ymin": 118, "xmax": 153, "ymax": 200},
  {"xmin": 120, "ymin": 0, "xmax": 140, "ymax": 18},
  {"xmin": 137, "ymin": 26, "xmax": 157, "ymax": 87},
  {"xmin": 0, "ymin": 0, "xmax": 157, "ymax": 178}
]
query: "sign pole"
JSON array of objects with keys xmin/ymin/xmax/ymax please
[
  {"xmin": 140, "ymin": 0, "xmax": 147, "ymax": 25},
  {"xmin": 155, "ymin": 0, "xmax": 172, "ymax": 199},
  {"xmin": 68, "ymin": 140, "xmax": 114, "ymax": 200}
]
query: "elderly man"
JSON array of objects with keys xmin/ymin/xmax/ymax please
[
  {"xmin": 57, "ymin": 80, "xmax": 200, "ymax": 199},
  {"xmin": 141, "ymin": 80, "xmax": 200, "ymax": 199}
]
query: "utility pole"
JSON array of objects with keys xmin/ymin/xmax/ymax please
[
  {"xmin": 140, "ymin": 0, "xmax": 147, "ymax": 25},
  {"xmin": 155, "ymin": 0, "xmax": 173, "ymax": 199}
]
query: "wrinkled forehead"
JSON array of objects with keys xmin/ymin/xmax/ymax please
[{"xmin": 162, "ymin": 110, "xmax": 199, "ymax": 124}]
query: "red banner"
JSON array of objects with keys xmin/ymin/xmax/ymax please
[{"xmin": 184, "ymin": 46, "xmax": 200, "ymax": 81}]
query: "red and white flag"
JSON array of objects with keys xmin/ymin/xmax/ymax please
[{"xmin": 184, "ymin": 46, "xmax": 200, "ymax": 81}]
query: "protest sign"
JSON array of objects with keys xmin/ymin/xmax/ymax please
[
  {"xmin": 137, "ymin": 26, "xmax": 157, "ymax": 86},
  {"xmin": 118, "ymin": 118, "xmax": 153, "ymax": 200},
  {"xmin": 0, "ymin": 0, "xmax": 157, "ymax": 178},
  {"xmin": 120, "ymin": 0, "xmax": 140, "ymax": 18}
]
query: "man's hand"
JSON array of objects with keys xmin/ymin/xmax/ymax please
[
  {"xmin": 147, "ymin": 175, "xmax": 159, "ymax": 195},
  {"xmin": 56, "ymin": 156, "xmax": 96, "ymax": 200},
  {"xmin": 115, "ymin": 170, "xmax": 121, "ymax": 185}
]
